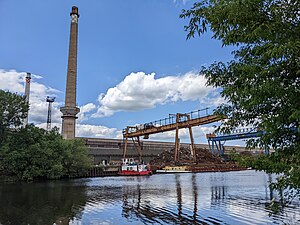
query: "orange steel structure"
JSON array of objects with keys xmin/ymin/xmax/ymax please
[{"xmin": 122, "ymin": 109, "xmax": 221, "ymax": 162}]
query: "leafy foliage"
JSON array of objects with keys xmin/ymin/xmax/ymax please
[
  {"xmin": 0, "ymin": 125, "xmax": 91, "ymax": 181},
  {"xmin": 0, "ymin": 125, "xmax": 90, "ymax": 180},
  {"xmin": 181, "ymin": 0, "xmax": 300, "ymax": 208},
  {"xmin": 0, "ymin": 90, "xmax": 29, "ymax": 143},
  {"xmin": 0, "ymin": 91, "xmax": 92, "ymax": 181}
]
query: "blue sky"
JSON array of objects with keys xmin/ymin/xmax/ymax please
[{"xmin": 0, "ymin": 0, "xmax": 241, "ymax": 144}]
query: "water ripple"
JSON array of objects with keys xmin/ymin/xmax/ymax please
[{"xmin": 1, "ymin": 171, "xmax": 299, "ymax": 225}]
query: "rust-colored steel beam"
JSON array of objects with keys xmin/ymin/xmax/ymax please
[
  {"xmin": 174, "ymin": 114, "xmax": 180, "ymax": 162},
  {"xmin": 124, "ymin": 114, "xmax": 220, "ymax": 138}
]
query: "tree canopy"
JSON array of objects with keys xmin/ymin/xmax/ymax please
[
  {"xmin": 0, "ymin": 125, "xmax": 91, "ymax": 181},
  {"xmin": 181, "ymin": 0, "xmax": 299, "ymax": 209},
  {"xmin": 0, "ymin": 91, "xmax": 91, "ymax": 181},
  {"xmin": 0, "ymin": 90, "xmax": 29, "ymax": 143}
]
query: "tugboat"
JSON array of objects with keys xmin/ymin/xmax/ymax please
[{"xmin": 118, "ymin": 158, "xmax": 152, "ymax": 176}]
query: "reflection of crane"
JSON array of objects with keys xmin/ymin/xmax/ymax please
[
  {"xmin": 121, "ymin": 174, "xmax": 200, "ymax": 224},
  {"xmin": 123, "ymin": 108, "xmax": 221, "ymax": 162},
  {"xmin": 46, "ymin": 96, "xmax": 55, "ymax": 131}
]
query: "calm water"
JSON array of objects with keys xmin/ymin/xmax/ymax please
[{"xmin": 0, "ymin": 170, "xmax": 299, "ymax": 225}]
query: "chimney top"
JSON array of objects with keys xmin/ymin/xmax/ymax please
[{"xmin": 70, "ymin": 6, "xmax": 79, "ymax": 17}]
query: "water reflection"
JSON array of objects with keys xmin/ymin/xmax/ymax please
[
  {"xmin": 267, "ymin": 173, "xmax": 274, "ymax": 201},
  {"xmin": 0, "ymin": 171, "xmax": 299, "ymax": 225},
  {"xmin": 175, "ymin": 174, "xmax": 182, "ymax": 222},
  {"xmin": 211, "ymin": 186, "xmax": 226, "ymax": 201},
  {"xmin": 192, "ymin": 173, "xmax": 198, "ymax": 222},
  {"xmin": 0, "ymin": 180, "xmax": 88, "ymax": 225}
]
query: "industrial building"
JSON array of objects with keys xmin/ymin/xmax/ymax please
[{"xmin": 79, "ymin": 137, "xmax": 250, "ymax": 165}]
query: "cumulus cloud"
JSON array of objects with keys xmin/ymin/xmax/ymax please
[
  {"xmin": 93, "ymin": 71, "xmax": 223, "ymax": 118},
  {"xmin": 0, "ymin": 69, "xmax": 62, "ymax": 124},
  {"xmin": 1, "ymin": 69, "xmax": 123, "ymax": 139},
  {"xmin": 76, "ymin": 124, "xmax": 122, "ymax": 138},
  {"xmin": 36, "ymin": 122, "xmax": 122, "ymax": 139},
  {"xmin": 1, "ymin": 68, "xmax": 221, "ymax": 142},
  {"xmin": 78, "ymin": 103, "xmax": 96, "ymax": 122},
  {"xmin": 0, "ymin": 69, "xmax": 25, "ymax": 93}
]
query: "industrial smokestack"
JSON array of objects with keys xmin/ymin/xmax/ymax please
[
  {"xmin": 46, "ymin": 96, "xmax": 56, "ymax": 131},
  {"xmin": 60, "ymin": 6, "xmax": 80, "ymax": 139},
  {"xmin": 24, "ymin": 72, "xmax": 31, "ymax": 127}
]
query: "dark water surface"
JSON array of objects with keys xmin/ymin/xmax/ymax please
[{"xmin": 0, "ymin": 170, "xmax": 299, "ymax": 225}]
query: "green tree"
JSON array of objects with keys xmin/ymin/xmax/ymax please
[
  {"xmin": 181, "ymin": 0, "xmax": 299, "ymax": 209},
  {"xmin": 0, "ymin": 91, "xmax": 92, "ymax": 181},
  {"xmin": 0, "ymin": 90, "xmax": 29, "ymax": 143},
  {"xmin": 0, "ymin": 125, "xmax": 92, "ymax": 181}
]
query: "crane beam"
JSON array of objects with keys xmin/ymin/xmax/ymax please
[{"xmin": 124, "ymin": 114, "xmax": 220, "ymax": 138}]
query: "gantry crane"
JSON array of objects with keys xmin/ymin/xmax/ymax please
[{"xmin": 122, "ymin": 108, "xmax": 221, "ymax": 162}]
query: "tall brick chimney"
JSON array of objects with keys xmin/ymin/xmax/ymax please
[
  {"xmin": 60, "ymin": 6, "xmax": 80, "ymax": 139},
  {"xmin": 23, "ymin": 72, "xmax": 31, "ymax": 127}
]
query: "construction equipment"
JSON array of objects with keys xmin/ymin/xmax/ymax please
[{"xmin": 123, "ymin": 108, "xmax": 221, "ymax": 162}]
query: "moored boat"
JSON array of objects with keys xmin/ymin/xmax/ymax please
[
  {"xmin": 156, "ymin": 165, "xmax": 191, "ymax": 173},
  {"xmin": 118, "ymin": 158, "xmax": 152, "ymax": 176}
]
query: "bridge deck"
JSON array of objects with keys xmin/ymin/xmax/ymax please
[
  {"xmin": 124, "ymin": 114, "xmax": 220, "ymax": 138},
  {"xmin": 207, "ymin": 131, "xmax": 264, "ymax": 141}
]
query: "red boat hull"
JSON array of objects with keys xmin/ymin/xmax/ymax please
[{"xmin": 118, "ymin": 170, "xmax": 152, "ymax": 176}]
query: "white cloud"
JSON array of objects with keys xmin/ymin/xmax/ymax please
[
  {"xmin": 173, "ymin": 0, "xmax": 189, "ymax": 6},
  {"xmin": 78, "ymin": 103, "xmax": 96, "ymax": 122},
  {"xmin": 0, "ymin": 69, "xmax": 62, "ymax": 124},
  {"xmin": 0, "ymin": 69, "xmax": 25, "ymax": 93},
  {"xmin": 1, "ymin": 69, "xmax": 221, "ymax": 142},
  {"xmin": 37, "ymin": 123, "xmax": 216, "ymax": 142},
  {"xmin": 0, "ymin": 69, "xmax": 123, "ymax": 139},
  {"xmin": 93, "ymin": 71, "xmax": 223, "ymax": 118},
  {"xmin": 76, "ymin": 124, "xmax": 122, "ymax": 138},
  {"xmin": 36, "ymin": 122, "xmax": 122, "ymax": 139}
]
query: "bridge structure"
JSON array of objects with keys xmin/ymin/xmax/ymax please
[
  {"xmin": 206, "ymin": 127, "xmax": 266, "ymax": 156},
  {"xmin": 122, "ymin": 108, "xmax": 221, "ymax": 162}
]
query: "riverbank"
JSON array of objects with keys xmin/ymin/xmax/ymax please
[{"xmin": 83, "ymin": 163, "xmax": 248, "ymax": 177}]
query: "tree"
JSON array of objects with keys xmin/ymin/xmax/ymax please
[
  {"xmin": 0, "ymin": 90, "xmax": 29, "ymax": 143},
  {"xmin": 0, "ymin": 91, "xmax": 92, "ymax": 180},
  {"xmin": 0, "ymin": 125, "xmax": 92, "ymax": 181},
  {"xmin": 180, "ymin": 0, "xmax": 300, "ymax": 209}
]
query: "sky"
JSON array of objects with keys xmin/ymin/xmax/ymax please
[{"xmin": 0, "ymin": 0, "xmax": 241, "ymax": 144}]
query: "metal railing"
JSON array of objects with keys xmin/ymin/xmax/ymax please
[
  {"xmin": 124, "ymin": 108, "xmax": 212, "ymax": 134},
  {"xmin": 215, "ymin": 127, "xmax": 258, "ymax": 137}
]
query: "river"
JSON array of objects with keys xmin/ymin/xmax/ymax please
[{"xmin": 0, "ymin": 170, "xmax": 299, "ymax": 225}]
